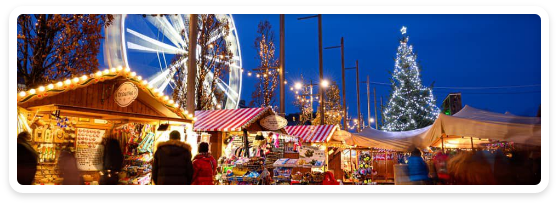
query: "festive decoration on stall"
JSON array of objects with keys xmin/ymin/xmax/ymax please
[
  {"xmin": 382, "ymin": 26, "xmax": 440, "ymax": 131},
  {"xmin": 17, "ymin": 66, "xmax": 195, "ymax": 121}
]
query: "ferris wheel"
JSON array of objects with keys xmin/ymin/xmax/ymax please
[{"xmin": 103, "ymin": 14, "xmax": 243, "ymax": 109}]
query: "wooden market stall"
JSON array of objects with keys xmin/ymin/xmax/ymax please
[
  {"xmin": 284, "ymin": 125, "xmax": 342, "ymax": 181},
  {"xmin": 17, "ymin": 67, "xmax": 195, "ymax": 185},
  {"xmin": 193, "ymin": 107, "xmax": 289, "ymax": 160},
  {"xmin": 194, "ymin": 107, "xmax": 294, "ymax": 184}
]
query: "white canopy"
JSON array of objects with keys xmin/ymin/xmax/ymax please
[
  {"xmin": 420, "ymin": 105, "xmax": 541, "ymax": 148},
  {"xmin": 349, "ymin": 126, "xmax": 431, "ymax": 152},
  {"xmin": 349, "ymin": 105, "xmax": 541, "ymax": 151}
]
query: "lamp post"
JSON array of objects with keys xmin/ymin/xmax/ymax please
[
  {"xmin": 298, "ymin": 14, "xmax": 324, "ymax": 125},
  {"xmin": 325, "ymin": 37, "xmax": 347, "ymax": 130}
]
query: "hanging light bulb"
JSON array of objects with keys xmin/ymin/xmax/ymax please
[
  {"xmin": 47, "ymin": 84, "xmax": 54, "ymax": 90},
  {"xmin": 81, "ymin": 75, "xmax": 88, "ymax": 81},
  {"xmin": 19, "ymin": 91, "xmax": 26, "ymax": 97},
  {"xmin": 38, "ymin": 86, "xmax": 45, "ymax": 92}
]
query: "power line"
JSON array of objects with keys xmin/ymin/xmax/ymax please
[{"xmin": 367, "ymin": 81, "xmax": 541, "ymax": 90}]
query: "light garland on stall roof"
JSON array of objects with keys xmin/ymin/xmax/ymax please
[{"xmin": 17, "ymin": 66, "xmax": 196, "ymax": 122}]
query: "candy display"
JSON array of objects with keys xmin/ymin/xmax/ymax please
[{"xmin": 115, "ymin": 123, "xmax": 155, "ymax": 185}]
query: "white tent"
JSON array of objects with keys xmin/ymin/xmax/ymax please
[
  {"xmin": 349, "ymin": 105, "xmax": 541, "ymax": 151},
  {"xmin": 420, "ymin": 105, "xmax": 541, "ymax": 148},
  {"xmin": 348, "ymin": 126, "xmax": 431, "ymax": 152}
]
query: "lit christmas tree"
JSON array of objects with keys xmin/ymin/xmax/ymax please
[{"xmin": 382, "ymin": 26, "xmax": 440, "ymax": 131}]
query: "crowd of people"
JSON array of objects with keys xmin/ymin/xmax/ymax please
[
  {"xmin": 406, "ymin": 148, "xmax": 541, "ymax": 185},
  {"xmin": 17, "ymin": 129, "xmax": 541, "ymax": 186},
  {"xmin": 16, "ymin": 130, "xmax": 217, "ymax": 185}
]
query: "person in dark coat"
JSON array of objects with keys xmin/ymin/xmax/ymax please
[
  {"xmin": 192, "ymin": 142, "xmax": 217, "ymax": 185},
  {"xmin": 58, "ymin": 150, "xmax": 82, "ymax": 185},
  {"xmin": 152, "ymin": 130, "xmax": 193, "ymax": 185},
  {"xmin": 17, "ymin": 131, "xmax": 38, "ymax": 185},
  {"xmin": 101, "ymin": 138, "xmax": 124, "ymax": 185},
  {"xmin": 407, "ymin": 148, "xmax": 430, "ymax": 184}
]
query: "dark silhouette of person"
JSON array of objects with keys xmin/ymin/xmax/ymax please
[
  {"xmin": 192, "ymin": 142, "xmax": 217, "ymax": 185},
  {"xmin": 58, "ymin": 150, "xmax": 82, "ymax": 185},
  {"xmin": 101, "ymin": 138, "xmax": 124, "ymax": 185},
  {"xmin": 17, "ymin": 131, "xmax": 38, "ymax": 185},
  {"xmin": 152, "ymin": 130, "xmax": 193, "ymax": 185}
]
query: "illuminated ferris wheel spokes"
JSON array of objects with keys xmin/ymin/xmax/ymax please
[{"xmin": 104, "ymin": 14, "xmax": 243, "ymax": 109}]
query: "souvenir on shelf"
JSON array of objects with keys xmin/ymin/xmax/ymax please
[
  {"xmin": 43, "ymin": 126, "xmax": 53, "ymax": 143},
  {"xmin": 34, "ymin": 126, "xmax": 45, "ymax": 142},
  {"xmin": 53, "ymin": 128, "xmax": 65, "ymax": 143}
]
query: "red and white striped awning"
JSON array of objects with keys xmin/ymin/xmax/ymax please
[
  {"xmin": 194, "ymin": 107, "xmax": 272, "ymax": 132},
  {"xmin": 285, "ymin": 125, "xmax": 339, "ymax": 143}
]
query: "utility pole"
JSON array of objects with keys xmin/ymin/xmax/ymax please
[
  {"xmin": 380, "ymin": 96, "xmax": 384, "ymax": 128},
  {"xmin": 373, "ymin": 87, "xmax": 378, "ymax": 129},
  {"xmin": 298, "ymin": 14, "xmax": 324, "ymax": 125},
  {"xmin": 345, "ymin": 60, "xmax": 361, "ymax": 132},
  {"xmin": 356, "ymin": 60, "xmax": 361, "ymax": 132},
  {"xmin": 367, "ymin": 75, "xmax": 371, "ymax": 128},
  {"xmin": 324, "ymin": 37, "xmax": 346, "ymax": 130},
  {"xmin": 279, "ymin": 14, "xmax": 285, "ymax": 116},
  {"xmin": 318, "ymin": 14, "xmax": 324, "ymax": 125},
  {"xmin": 186, "ymin": 14, "xmax": 198, "ymax": 114}
]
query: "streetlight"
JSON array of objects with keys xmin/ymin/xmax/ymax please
[
  {"xmin": 320, "ymin": 79, "xmax": 329, "ymax": 88},
  {"xmin": 295, "ymin": 82, "xmax": 303, "ymax": 90}
]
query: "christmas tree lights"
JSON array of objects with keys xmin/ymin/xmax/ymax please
[{"xmin": 382, "ymin": 26, "xmax": 440, "ymax": 131}]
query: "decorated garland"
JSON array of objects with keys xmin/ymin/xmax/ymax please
[{"xmin": 17, "ymin": 66, "xmax": 195, "ymax": 122}]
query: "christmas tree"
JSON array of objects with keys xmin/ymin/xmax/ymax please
[
  {"xmin": 382, "ymin": 26, "xmax": 440, "ymax": 131},
  {"xmin": 312, "ymin": 83, "xmax": 343, "ymax": 126}
]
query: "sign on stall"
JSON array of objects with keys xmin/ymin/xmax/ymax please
[
  {"xmin": 114, "ymin": 82, "xmax": 138, "ymax": 107},
  {"xmin": 259, "ymin": 115, "xmax": 288, "ymax": 131},
  {"xmin": 75, "ymin": 128, "xmax": 105, "ymax": 171}
]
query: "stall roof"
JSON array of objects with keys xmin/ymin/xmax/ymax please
[
  {"xmin": 285, "ymin": 125, "xmax": 339, "ymax": 143},
  {"xmin": 350, "ymin": 126, "xmax": 431, "ymax": 152},
  {"xmin": 420, "ymin": 105, "xmax": 541, "ymax": 147},
  {"xmin": 194, "ymin": 107, "xmax": 274, "ymax": 132},
  {"xmin": 17, "ymin": 67, "xmax": 193, "ymax": 122},
  {"xmin": 350, "ymin": 105, "xmax": 541, "ymax": 151}
]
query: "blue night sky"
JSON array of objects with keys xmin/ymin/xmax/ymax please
[
  {"xmin": 102, "ymin": 14, "xmax": 541, "ymax": 119},
  {"xmin": 232, "ymin": 14, "xmax": 541, "ymax": 118}
]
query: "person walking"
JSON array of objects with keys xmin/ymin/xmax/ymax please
[
  {"xmin": 407, "ymin": 148, "xmax": 430, "ymax": 185},
  {"xmin": 152, "ymin": 130, "xmax": 193, "ymax": 185},
  {"xmin": 17, "ymin": 131, "xmax": 38, "ymax": 185},
  {"xmin": 101, "ymin": 137, "xmax": 124, "ymax": 185},
  {"xmin": 58, "ymin": 150, "xmax": 82, "ymax": 185},
  {"xmin": 192, "ymin": 142, "xmax": 217, "ymax": 185}
]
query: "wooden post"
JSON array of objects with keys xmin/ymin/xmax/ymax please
[
  {"xmin": 380, "ymin": 96, "xmax": 384, "ymax": 126},
  {"xmin": 373, "ymin": 87, "xmax": 378, "ymax": 129},
  {"xmin": 356, "ymin": 60, "xmax": 361, "ymax": 132},
  {"xmin": 318, "ymin": 14, "xmax": 325, "ymax": 125},
  {"xmin": 470, "ymin": 137, "xmax": 474, "ymax": 151},
  {"xmin": 186, "ymin": 14, "xmax": 198, "ymax": 114},
  {"xmin": 341, "ymin": 37, "xmax": 347, "ymax": 131},
  {"xmin": 279, "ymin": 14, "xmax": 285, "ymax": 116},
  {"xmin": 441, "ymin": 134, "xmax": 445, "ymax": 154},
  {"xmin": 367, "ymin": 75, "xmax": 371, "ymax": 128}
]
